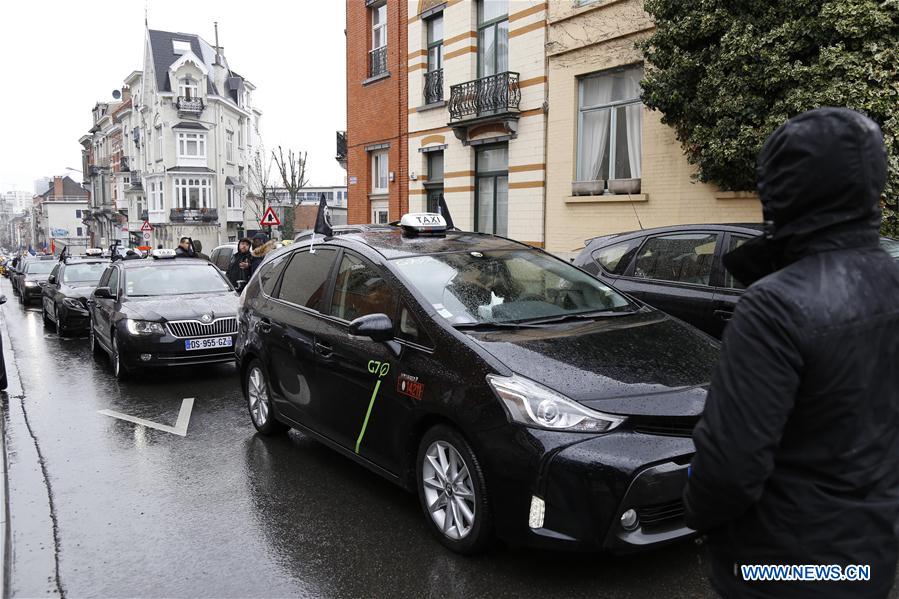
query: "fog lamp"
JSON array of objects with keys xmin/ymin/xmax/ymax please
[
  {"xmin": 620, "ymin": 509, "xmax": 639, "ymax": 531},
  {"xmin": 140, "ymin": 353, "xmax": 152, "ymax": 362}
]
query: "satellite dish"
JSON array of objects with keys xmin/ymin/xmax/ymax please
[{"xmin": 112, "ymin": 89, "xmax": 121, "ymax": 99}]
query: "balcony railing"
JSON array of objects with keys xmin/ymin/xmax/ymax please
[
  {"xmin": 448, "ymin": 71, "xmax": 520, "ymax": 122},
  {"xmin": 176, "ymin": 96, "xmax": 204, "ymax": 114},
  {"xmin": 169, "ymin": 208, "xmax": 218, "ymax": 223},
  {"xmin": 423, "ymin": 69, "xmax": 443, "ymax": 105},
  {"xmin": 368, "ymin": 46, "xmax": 387, "ymax": 79}
]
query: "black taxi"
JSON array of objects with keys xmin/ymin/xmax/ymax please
[
  {"xmin": 42, "ymin": 252, "xmax": 109, "ymax": 335},
  {"xmin": 236, "ymin": 213, "xmax": 720, "ymax": 555},
  {"xmin": 88, "ymin": 249, "xmax": 239, "ymax": 379}
]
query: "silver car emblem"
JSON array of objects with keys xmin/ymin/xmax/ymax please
[{"xmin": 200, "ymin": 313, "xmax": 213, "ymax": 324}]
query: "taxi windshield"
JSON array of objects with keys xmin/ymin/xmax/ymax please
[
  {"xmin": 124, "ymin": 265, "xmax": 232, "ymax": 297},
  {"xmin": 393, "ymin": 249, "xmax": 632, "ymax": 325},
  {"xmin": 63, "ymin": 262, "xmax": 107, "ymax": 284},
  {"xmin": 24, "ymin": 261, "xmax": 55, "ymax": 275}
]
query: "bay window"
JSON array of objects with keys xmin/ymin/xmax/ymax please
[
  {"xmin": 173, "ymin": 177, "xmax": 212, "ymax": 209},
  {"xmin": 177, "ymin": 132, "xmax": 206, "ymax": 158}
]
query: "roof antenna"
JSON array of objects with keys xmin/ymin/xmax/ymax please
[
  {"xmin": 631, "ymin": 201, "xmax": 644, "ymax": 230},
  {"xmin": 144, "ymin": 0, "xmax": 148, "ymax": 27}
]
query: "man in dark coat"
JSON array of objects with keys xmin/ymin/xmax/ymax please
[
  {"xmin": 226, "ymin": 238, "xmax": 252, "ymax": 288},
  {"xmin": 684, "ymin": 107, "xmax": 899, "ymax": 598},
  {"xmin": 175, "ymin": 237, "xmax": 196, "ymax": 258}
]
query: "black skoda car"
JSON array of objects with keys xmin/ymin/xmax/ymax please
[
  {"xmin": 18, "ymin": 258, "xmax": 58, "ymax": 305},
  {"xmin": 236, "ymin": 214, "xmax": 719, "ymax": 555},
  {"xmin": 42, "ymin": 257, "xmax": 109, "ymax": 335},
  {"xmin": 88, "ymin": 250, "xmax": 239, "ymax": 379}
]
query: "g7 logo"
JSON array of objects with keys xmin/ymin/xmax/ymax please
[{"xmin": 368, "ymin": 360, "xmax": 390, "ymax": 378}]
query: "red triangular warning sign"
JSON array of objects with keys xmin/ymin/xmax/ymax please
[
  {"xmin": 140, "ymin": 220, "xmax": 153, "ymax": 232},
  {"xmin": 260, "ymin": 206, "xmax": 281, "ymax": 227}
]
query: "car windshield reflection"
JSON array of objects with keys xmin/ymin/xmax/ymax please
[{"xmin": 124, "ymin": 265, "xmax": 232, "ymax": 297}]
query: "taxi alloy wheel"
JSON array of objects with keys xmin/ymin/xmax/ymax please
[
  {"xmin": 245, "ymin": 361, "xmax": 287, "ymax": 435},
  {"xmin": 417, "ymin": 425, "xmax": 492, "ymax": 554}
]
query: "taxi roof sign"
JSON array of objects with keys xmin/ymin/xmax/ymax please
[
  {"xmin": 84, "ymin": 248, "xmax": 103, "ymax": 256},
  {"xmin": 400, "ymin": 213, "xmax": 447, "ymax": 237},
  {"xmin": 151, "ymin": 248, "xmax": 177, "ymax": 259}
]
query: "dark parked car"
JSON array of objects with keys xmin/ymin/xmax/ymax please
[
  {"xmin": 210, "ymin": 243, "xmax": 237, "ymax": 272},
  {"xmin": 236, "ymin": 213, "xmax": 719, "ymax": 555},
  {"xmin": 17, "ymin": 258, "xmax": 58, "ymax": 305},
  {"xmin": 11, "ymin": 255, "xmax": 55, "ymax": 297},
  {"xmin": 0, "ymin": 293, "xmax": 7, "ymax": 389},
  {"xmin": 293, "ymin": 224, "xmax": 392, "ymax": 245},
  {"xmin": 42, "ymin": 257, "xmax": 109, "ymax": 335},
  {"xmin": 88, "ymin": 249, "xmax": 239, "ymax": 380},
  {"xmin": 573, "ymin": 224, "xmax": 899, "ymax": 338}
]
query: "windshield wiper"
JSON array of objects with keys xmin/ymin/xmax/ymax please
[
  {"xmin": 452, "ymin": 321, "xmax": 549, "ymax": 331},
  {"xmin": 519, "ymin": 308, "xmax": 638, "ymax": 325}
]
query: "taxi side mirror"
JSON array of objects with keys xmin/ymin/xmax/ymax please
[
  {"xmin": 93, "ymin": 287, "xmax": 113, "ymax": 300},
  {"xmin": 0, "ymin": 295, "xmax": 6, "ymax": 305},
  {"xmin": 348, "ymin": 313, "xmax": 394, "ymax": 342},
  {"xmin": 47, "ymin": 275, "xmax": 56, "ymax": 284},
  {"xmin": 235, "ymin": 280, "xmax": 247, "ymax": 292}
]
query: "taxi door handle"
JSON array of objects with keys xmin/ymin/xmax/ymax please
[
  {"xmin": 713, "ymin": 309, "xmax": 733, "ymax": 321},
  {"xmin": 315, "ymin": 341, "xmax": 332, "ymax": 357},
  {"xmin": 257, "ymin": 318, "xmax": 272, "ymax": 333}
]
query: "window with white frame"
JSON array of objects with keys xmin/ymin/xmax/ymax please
[
  {"xmin": 179, "ymin": 76, "xmax": 198, "ymax": 99},
  {"xmin": 227, "ymin": 187, "xmax": 243, "ymax": 208},
  {"xmin": 372, "ymin": 3, "xmax": 387, "ymax": 50},
  {"xmin": 177, "ymin": 132, "xmax": 207, "ymax": 158},
  {"xmin": 371, "ymin": 150, "xmax": 388, "ymax": 194},
  {"xmin": 577, "ymin": 65, "xmax": 644, "ymax": 185},
  {"xmin": 226, "ymin": 131, "xmax": 234, "ymax": 162},
  {"xmin": 148, "ymin": 180, "xmax": 165, "ymax": 212},
  {"xmin": 173, "ymin": 177, "xmax": 212, "ymax": 209},
  {"xmin": 155, "ymin": 127, "xmax": 163, "ymax": 161},
  {"xmin": 237, "ymin": 121, "xmax": 243, "ymax": 148},
  {"xmin": 371, "ymin": 200, "xmax": 388, "ymax": 225}
]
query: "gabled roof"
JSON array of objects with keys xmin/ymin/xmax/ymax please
[{"xmin": 147, "ymin": 29, "xmax": 219, "ymax": 95}]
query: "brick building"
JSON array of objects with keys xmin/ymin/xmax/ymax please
[{"xmin": 346, "ymin": 0, "xmax": 409, "ymax": 225}]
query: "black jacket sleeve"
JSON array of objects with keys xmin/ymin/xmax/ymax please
[
  {"xmin": 684, "ymin": 286, "xmax": 804, "ymax": 531},
  {"xmin": 225, "ymin": 256, "xmax": 241, "ymax": 286}
]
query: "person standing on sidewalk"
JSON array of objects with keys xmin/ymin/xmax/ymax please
[
  {"xmin": 226, "ymin": 238, "xmax": 253, "ymax": 289},
  {"xmin": 684, "ymin": 108, "xmax": 899, "ymax": 598}
]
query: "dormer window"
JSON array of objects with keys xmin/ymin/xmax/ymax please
[
  {"xmin": 173, "ymin": 40, "xmax": 191, "ymax": 54},
  {"xmin": 179, "ymin": 76, "xmax": 198, "ymax": 99}
]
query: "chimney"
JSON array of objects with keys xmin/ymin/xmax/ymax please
[
  {"xmin": 122, "ymin": 86, "xmax": 131, "ymax": 102},
  {"xmin": 53, "ymin": 177, "xmax": 64, "ymax": 199}
]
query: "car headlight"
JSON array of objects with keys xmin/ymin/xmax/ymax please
[
  {"xmin": 487, "ymin": 373, "xmax": 625, "ymax": 433},
  {"xmin": 63, "ymin": 298, "xmax": 86, "ymax": 310},
  {"xmin": 125, "ymin": 319, "xmax": 166, "ymax": 335},
  {"xmin": 24, "ymin": 281, "xmax": 37, "ymax": 287}
]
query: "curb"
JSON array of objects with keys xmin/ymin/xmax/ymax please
[{"xmin": 0, "ymin": 290, "xmax": 21, "ymax": 599}]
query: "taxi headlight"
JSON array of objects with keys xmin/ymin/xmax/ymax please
[
  {"xmin": 63, "ymin": 298, "xmax": 86, "ymax": 310},
  {"xmin": 24, "ymin": 281, "xmax": 38, "ymax": 287},
  {"xmin": 125, "ymin": 319, "xmax": 166, "ymax": 335},
  {"xmin": 487, "ymin": 373, "xmax": 625, "ymax": 433}
]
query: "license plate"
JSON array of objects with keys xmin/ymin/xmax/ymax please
[{"xmin": 184, "ymin": 336, "xmax": 233, "ymax": 351}]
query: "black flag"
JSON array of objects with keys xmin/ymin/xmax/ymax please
[
  {"xmin": 437, "ymin": 194, "xmax": 455, "ymax": 229},
  {"xmin": 314, "ymin": 193, "xmax": 333, "ymax": 237}
]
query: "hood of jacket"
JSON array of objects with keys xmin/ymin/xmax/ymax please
[
  {"xmin": 251, "ymin": 240, "xmax": 276, "ymax": 259},
  {"xmin": 725, "ymin": 107, "xmax": 887, "ymax": 286}
]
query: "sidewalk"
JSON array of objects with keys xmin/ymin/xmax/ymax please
[{"xmin": 0, "ymin": 293, "xmax": 22, "ymax": 599}]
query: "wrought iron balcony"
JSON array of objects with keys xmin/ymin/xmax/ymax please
[
  {"xmin": 448, "ymin": 71, "xmax": 520, "ymax": 123},
  {"xmin": 423, "ymin": 69, "xmax": 443, "ymax": 105},
  {"xmin": 368, "ymin": 46, "xmax": 387, "ymax": 79},
  {"xmin": 176, "ymin": 96, "xmax": 204, "ymax": 114},
  {"xmin": 169, "ymin": 208, "xmax": 218, "ymax": 223}
]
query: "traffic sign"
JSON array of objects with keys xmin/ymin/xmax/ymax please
[
  {"xmin": 142, "ymin": 232, "xmax": 152, "ymax": 241},
  {"xmin": 140, "ymin": 220, "xmax": 153, "ymax": 232},
  {"xmin": 260, "ymin": 206, "xmax": 281, "ymax": 227}
]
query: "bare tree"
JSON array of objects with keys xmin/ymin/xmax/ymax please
[
  {"xmin": 246, "ymin": 147, "xmax": 275, "ymax": 233},
  {"xmin": 272, "ymin": 146, "xmax": 309, "ymax": 238}
]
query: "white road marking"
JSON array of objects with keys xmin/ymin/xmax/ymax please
[{"xmin": 98, "ymin": 397, "xmax": 195, "ymax": 437}]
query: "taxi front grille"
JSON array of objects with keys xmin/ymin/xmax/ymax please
[
  {"xmin": 167, "ymin": 317, "xmax": 238, "ymax": 338},
  {"xmin": 637, "ymin": 499, "xmax": 685, "ymax": 530},
  {"xmin": 630, "ymin": 415, "xmax": 699, "ymax": 438}
]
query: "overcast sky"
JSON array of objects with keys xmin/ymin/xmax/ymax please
[{"xmin": 0, "ymin": 0, "xmax": 347, "ymax": 194}]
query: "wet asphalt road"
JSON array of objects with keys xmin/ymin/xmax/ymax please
[{"xmin": 0, "ymin": 278, "xmax": 717, "ymax": 598}]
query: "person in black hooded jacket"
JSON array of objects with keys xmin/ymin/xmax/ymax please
[{"xmin": 684, "ymin": 107, "xmax": 899, "ymax": 598}]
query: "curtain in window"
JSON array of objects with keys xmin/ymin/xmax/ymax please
[
  {"xmin": 578, "ymin": 77, "xmax": 614, "ymax": 181},
  {"xmin": 625, "ymin": 103, "xmax": 643, "ymax": 179}
]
